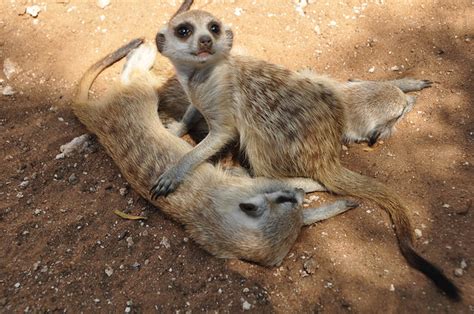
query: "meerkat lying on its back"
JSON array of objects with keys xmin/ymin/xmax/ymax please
[
  {"xmin": 152, "ymin": 1, "xmax": 460, "ymax": 299},
  {"xmin": 72, "ymin": 39, "xmax": 357, "ymax": 267}
]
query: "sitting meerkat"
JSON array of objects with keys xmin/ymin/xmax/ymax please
[
  {"xmin": 151, "ymin": 0, "xmax": 460, "ymax": 299},
  {"xmin": 72, "ymin": 39, "xmax": 357, "ymax": 267},
  {"xmin": 156, "ymin": 72, "xmax": 432, "ymax": 147}
]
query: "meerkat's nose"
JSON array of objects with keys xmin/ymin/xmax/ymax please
[{"xmin": 198, "ymin": 35, "xmax": 213, "ymax": 49}]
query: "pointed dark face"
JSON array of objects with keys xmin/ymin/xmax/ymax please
[{"xmin": 156, "ymin": 10, "xmax": 233, "ymax": 65}]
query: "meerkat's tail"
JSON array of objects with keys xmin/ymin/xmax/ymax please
[
  {"xmin": 387, "ymin": 79, "xmax": 433, "ymax": 93},
  {"xmin": 75, "ymin": 38, "xmax": 144, "ymax": 104},
  {"xmin": 318, "ymin": 166, "xmax": 461, "ymax": 301}
]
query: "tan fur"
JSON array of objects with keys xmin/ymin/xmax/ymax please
[
  {"xmin": 72, "ymin": 40, "xmax": 355, "ymax": 267},
  {"xmin": 154, "ymin": 4, "xmax": 459, "ymax": 299}
]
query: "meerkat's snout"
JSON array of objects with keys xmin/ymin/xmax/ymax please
[{"xmin": 198, "ymin": 35, "xmax": 213, "ymax": 55}]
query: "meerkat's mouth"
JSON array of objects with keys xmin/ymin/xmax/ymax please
[{"xmin": 192, "ymin": 50, "xmax": 214, "ymax": 58}]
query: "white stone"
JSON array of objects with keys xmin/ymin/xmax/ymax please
[
  {"xmin": 25, "ymin": 5, "xmax": 41, "ymax": 18},
  {"xmin": 234, "ymin": 8, "xmax": 243, "ymax": 16},
  {"xmin": 3, "ymin": 58, "xmax": 20, "ymax": 79},
  {"xmin": 242, "ymin": 300, "xmax": 252, "ymax": 310},
  {"xmin": 1, "ymin": 85, "xmax": 16, "ymax": 96},
  {"xmin": 97, "ymin": 0, "xmax": 110, "ymax": 9},
  {"xmin": 56, "ymin": 134, "xmax": 91, "ymax": 159},
  {"xmin": 414, "ymin": 229, "xmax": 422, "ymax": 238},
  {"xmin": 105, "ymin": 267, "xmax": 113, "ymax": 277}
]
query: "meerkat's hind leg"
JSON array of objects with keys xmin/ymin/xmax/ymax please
[
  {"xmin": 120, "ymin": 42, "xmax": 158, "ymax": 85},
  {"xmin": 388, "ymin": 78, "xmax": 433, "ymax": 92},
  {"xmin": 283, "ymin": 177, "xmax": 327, "ymax": 193},
  {"xmin": 303, "ymin": 200, "xmax": 359, "ymax": 225}
]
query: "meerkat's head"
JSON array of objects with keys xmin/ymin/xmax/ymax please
[
  {"xmin": 156, "ymin": 1, "xmax": 233, "ymax": 67},
  {"xmin": 205, "ymin": 186, "xmax": 307, "ymax": 266}
]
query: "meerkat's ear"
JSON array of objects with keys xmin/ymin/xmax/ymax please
[
  {"xmin": 224, "ymin": 27, "xmax": 234, "ymax": 50},
  {"xmin": 156, "ymin": 31, "xmax": 167, "ymax": 53},
  {"xmin": 172, "ymin": 0, "xmax": 194, "ymax": 19}
]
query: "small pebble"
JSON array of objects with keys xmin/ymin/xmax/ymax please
[
  {"xmin": 25, "ymin": 5, "xmax": 41, "ymax": 18},
  {"xmin": 234, "ymin": 7, "xmax": 243, "ymax": 16},
  {"xmin": 119, "ymin": 187, "xmax": 128, "ymax": 196},
  {"xmin": 3, "ymin": 58, "xmax": 19, "ymax": 79},
  {"xmin": 68, "ymin": 173, "xmax": 78, "ymax": 185},
  {"xmin": 442, "ymin": 203, "xmax": 450, "ymax": 208},
  {"xmin": 368, "ymin": 66, "xmax": 375, "ymax": 73},
  {"xmin": 97, "ymin": 0, "xmax": 110, "ymax": 9},
  {"xmin": 104, "ymin": 267, "xmax": 113, "ymax": 277},
  {"xmin": 454, "ymin": 268, "xmax": 463, "ymax": 277},
  {"xmin": 303, "ymin": 258, "xmax": 317, "ymax": 274},
  {"xmin": 313, "ymin": 25, "xmax": 321, "ymax": 35},
  {"xmin": 1, "ymin": 85, "xmax": 16, "ymax": 96},
  {"xmin": 460, "ymin": 259, "xmax": 467, "ymax": 269},
  {"xmin": 160, "ymin": 236, "xmax": 171, "ymax": 249},
  {"xmin": 414, "ymin": 229, "xmax": 422, "ymax": 238},
  {"xmin": 14, "ymin": 282, "xmax": 20, "ymax": 288},
  {"xmin": 242, "ymin": 300, "xmax": 252, "ymax": 310},
  {"xmin": 243, "ymin": 287, "xmax": 250, "ymax": 293},
  {"xmin": 389, "ymin": 284, "xmax": 395, "ymax": 291},
  {"xmin": 19, "ymin": 180, "xmax": 29, "ymax": 188},
  {"xmin": 126, "ymin": 236, "xmax": 134, "ymax": 248},
  {"xmin": 131, "ymin": 262, "xmax": 140, "ymax": 270},
  {"xmin": 390, "ymin": 65, "xmax": 400, "ymax": 71}
]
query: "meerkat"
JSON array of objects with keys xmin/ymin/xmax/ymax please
[
  {"xmin": 157, "ymin": 71, "xmax": 432, "ymax": 147},
  {"xmin": 151, "ymin": 1, "xmax": 460, "ymax": 299},
  {"xmin": 72, "ymin": 39, "xmax": 358, "ymax": 267}
]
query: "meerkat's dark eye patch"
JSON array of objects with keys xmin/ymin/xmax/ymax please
[
  {"xmin": 175, "ymin": 23, "xmax": 193, "ymax": 39},
  {"xmin": 275, "ymin": 196, "xmax": 297, "ymax": 204},
  {"xmin": 208, "ymin": 22, "xmax": 221, "ymax": 35}
]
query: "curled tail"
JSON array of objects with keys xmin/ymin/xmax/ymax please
[
  {"xmin": 319, "ymin": 166, "xmax": 461, "ymax": 300},
  {"xmin": 75, "ymin": 38, "xmax": 144, "ymax": 104}
]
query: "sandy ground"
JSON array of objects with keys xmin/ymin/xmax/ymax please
[{"xmin": 0, "ymin": 0, "xmax": 473, "ymax": 312}]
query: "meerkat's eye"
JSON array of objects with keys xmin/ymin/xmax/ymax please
[
  {"xmin": 239, "ymin": 203, "xmax": 262, "ymax": 217},
  {"xmin": 275, "ymin": 196, "xmax": 297, "ymax": 204},
  {"xmin": 209, "ymin": 22, "xmax": 221, "ymax": 35},
  {"xmin": 175, "ymin": 23, "xmax": 193, "ymax": 39}
]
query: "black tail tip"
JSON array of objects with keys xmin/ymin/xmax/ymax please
[{"xmin": 441, "ymin": 281, "xmax": 462, "ymax": 302}]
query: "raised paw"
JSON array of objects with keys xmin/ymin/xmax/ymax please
[
  {"xmin": 149, "ymin": 167, "xmax": 183, "ymax": 199},
  {"xmin": 120, "ymin": 42, "xmax": 158, "ymax": 85}
]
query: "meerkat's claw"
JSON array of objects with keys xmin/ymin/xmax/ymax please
[
  {"xmin": 150, "ymin": 167, "xmax": 183, "ymax": 198},
  {"xmin": 420, "ymin": 80, "xmax": 433, "ymax": 88}
]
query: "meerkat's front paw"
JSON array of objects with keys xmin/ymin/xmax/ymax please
[
  {"xmin": 149, "ymin": 166, "xmax": 185, "ymax": 199},
  {"xmin": 121, "ymin": 41, "xmax": 158, "ymax": 85}
]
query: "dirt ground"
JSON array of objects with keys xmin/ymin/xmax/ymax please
[{"xmin": 1, "ymin": 0, "xmax": 473, "ymax": 312}]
